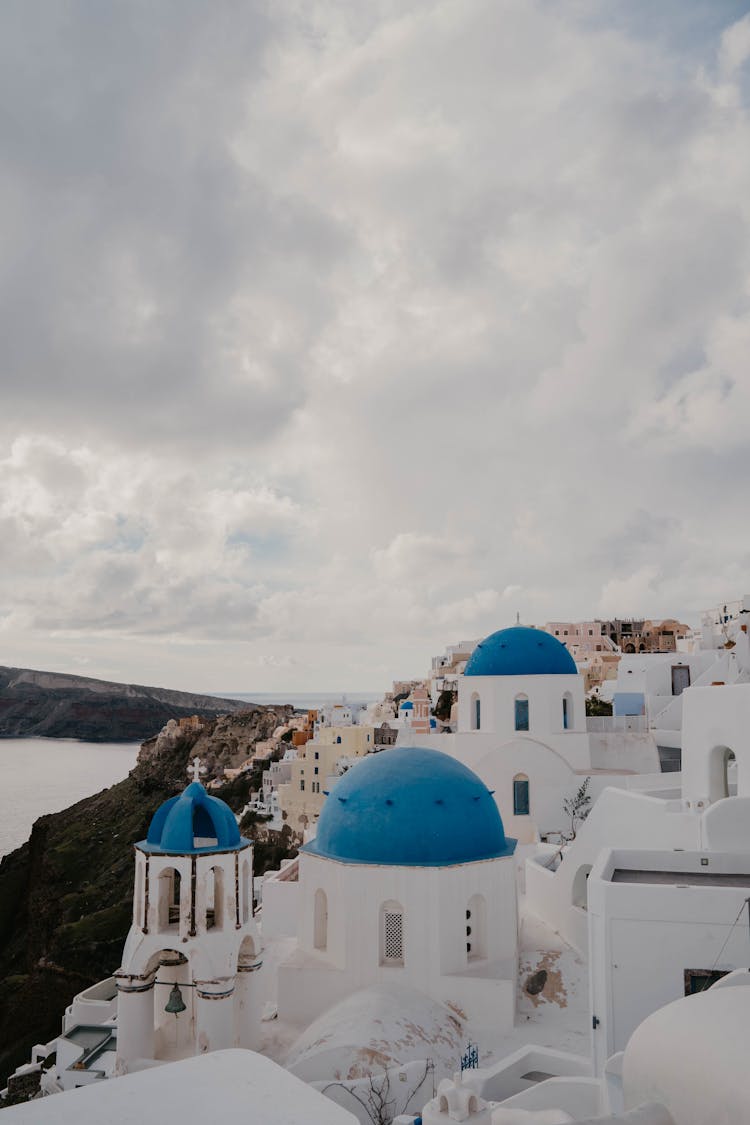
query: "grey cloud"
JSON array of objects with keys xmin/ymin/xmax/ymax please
[{"xmin": 2, "ymin": 1, "xmax": 750, "ymax": 689}]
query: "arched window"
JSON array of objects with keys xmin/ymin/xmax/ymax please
[
  {"xmin": 336, "ymin": 736, "xmax": 342, "ymax": 744},
  {"xmin": 470, "ymin": 692, "xmax": 481, "ymax": 731},
  {"xmin": 242, "ymin": 859, "xmax": 251, "ymax": 924},
  {"xmin": 207, "ymin": 866, "xmax": 223, "ymax": 930},
  {"xmin": 314, "ymin": 889, "xmax": 328, "ymax": 951},
  {"xmin": 562, "ymin": 692, "xmax": 573, "ymax": 731},
  {"xmin": 466, "ymin": 893, "xmax": 487, "ymax": 961},
  {"xmin": 158, "ymin": 868, "xmax": 181, "ymax": 930},
  {"xmin": 513, "ymin": 773, "xmax": 530, "ymax": 816},
  {"xmin": 380, "ymin": 900, "xmax": 404, "ymax": 966},
  {"xmin": 514, "ymin": 694, "xmax": 529, "ymax": 732}
]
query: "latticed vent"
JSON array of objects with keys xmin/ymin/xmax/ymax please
[{"xmin": 383, "ymin": 911, "xmax": 403, "ymax": 961}]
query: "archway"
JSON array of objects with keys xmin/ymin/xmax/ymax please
[
  {"xmin": 207, "ymin": 866, "xmax": 223, "ymax": 930},
  {"xmin": 157, "ymin": 868, "xmax": 181, "ymax": 931},
  {"xmin": 145, "ymin": 948, "xmax": 193, "ymax": 1058},
  {"xmin": 708, "ymin": 745, "xmax": 736, "ymax": 803}
]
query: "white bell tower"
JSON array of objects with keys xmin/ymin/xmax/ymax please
[{"xmin": 114, "ymin": 760, "xmax": 263, "ymax": 1072}]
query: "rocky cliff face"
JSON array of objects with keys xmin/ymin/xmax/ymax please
[
  {"xmin": 0, "ymin": 706, "xmax": 299, "ymax": 1086},
  {"xmin": 0, "ymin": 665, "xmax": 251, "ymax": 741}
]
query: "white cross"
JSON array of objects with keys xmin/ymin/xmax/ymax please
[{"xmin": 189, "ymin": 756, "xmax": 206, "ymax": 784}]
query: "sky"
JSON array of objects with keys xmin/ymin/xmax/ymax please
[{"xmin": 1, "ymin": 0, "xmax": 750, "ymax": 695}]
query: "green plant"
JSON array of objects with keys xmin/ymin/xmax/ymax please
[{"xmin": 562, "ymin": 776, "xmax": 592, "ymax": 841}]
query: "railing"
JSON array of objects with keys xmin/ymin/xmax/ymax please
[{"xmin": 586, "ymin": 715, "xmax": 647, "ymax": 733}]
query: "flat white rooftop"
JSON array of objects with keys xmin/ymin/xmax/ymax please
[{"xmin": 1, "ymin": 1049, "xmax": 358, "ymax": 1125}]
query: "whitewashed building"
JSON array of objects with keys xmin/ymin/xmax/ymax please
[
  {"xmin": 400, "ymin": 625, "xmax": 660, "ymax": 843},
  {"xmin": 275, "ymin": 745, "xmax": 518, "ymax": 1031},
  {"xmin": 115, "ymin": 772, "xmax": 264, "ymax": 1070}
]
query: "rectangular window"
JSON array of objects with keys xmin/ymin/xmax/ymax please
[
  {"xmin": 314, "ymin": 767, "xmax": 319, "ymax": 775},
  {"xmin": 314, "ymin": 751, "xmax": 319, "ymax": 760},
  {"xmin": 684, "ymin": 969, "xmax": 729, "ymax": 995},
  {"xmin": 383, "ymin": 912, "xmax": 403, "ymax": 963},
  {"xmin": 300, "ymin": 779, "xmax": 305, "ymax": 791},
  {"xmin": 513, "ymin": 778, "xmax": 530, "ymax": 816},
  {"xmin": 515, "ymin": 698, "xmax": 529, "ymax": 731}
]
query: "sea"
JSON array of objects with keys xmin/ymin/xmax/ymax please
[
  {"xmin": 220, "ymin": 690, "xmax": 383, "ymax": 712},
  {"xmin": 0, "ymin": 740, "xmax": 140, "ymax": 859},
  {"xmin": 0, "ymin": 691, "xmax": 383, "ymax": 859}
]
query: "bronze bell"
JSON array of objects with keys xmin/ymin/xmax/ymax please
[{"xmin": 164, "ymin": 983, "xmax": 187, "ymax": 1016}]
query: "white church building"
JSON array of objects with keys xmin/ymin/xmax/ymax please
[
  {"xmin": 399, "ymin": 625, "xmax": 659, "ymax": 843},
  {"xmin": 6, "ymin": 646, "xmax": 750, "ymax": 1124},
  {"xmin": 275, "ymin": 746, "xmax": 518, "ymax": 1032}
]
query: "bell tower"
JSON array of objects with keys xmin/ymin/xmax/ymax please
[
  {"xmin": 411, "ymin": 683, "xmax": 432, "ymax": 735},
  {"xmin": 114, "ymin": 760, "xmax": 263, "ymax": 1072}
]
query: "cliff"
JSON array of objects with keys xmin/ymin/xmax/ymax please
[
  {"xmin": 0, "ymin": 666, "xmax": 250, "ymax": 741},
  {"xmin": 0, "ymin": 706, "xmax": 300, "ymax": 1086}
]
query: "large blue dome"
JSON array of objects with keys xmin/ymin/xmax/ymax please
[
  {"xmin": 303, "ymin": 747, "xmax": 515, "ymax": 867},
  {"xmin": 464, "ymin": 626, "xmax": 577, "ymax": 677},
  {"xmin": 139, "ymin": 781, "xmax": 246, "ymax": 855}
]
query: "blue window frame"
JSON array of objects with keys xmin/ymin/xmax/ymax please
[
  {"xmin": 515, "ymin": 697, "xmax": 529, "ymax": 731},
  {"xmin": 513, "ymin": 777, "xmax": 530, "ymax": 815}
]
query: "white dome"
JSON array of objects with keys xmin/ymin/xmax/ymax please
[{"xmin": 623, "ymin": 981, "xmax": 750, "ymax": 1123}]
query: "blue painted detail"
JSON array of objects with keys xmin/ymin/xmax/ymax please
[
  {"xmin": 613, "ymin": 692, "xmax": 645, "ymax": 716},
  {"xmin": 139, "ymin": 781, "xmax": 245, "ymax": 855},
  {"xmin": 302, "ymin": 746, "xmax": 516, "ymax": 867},
  {"xmin": 399, "ymin": 700, "xmax": 414, "ymax": 710},
  {"xmin": 464, "ymin": 626, "xmax": 577, "ymax": 677}
]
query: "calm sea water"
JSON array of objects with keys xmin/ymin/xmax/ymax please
[
  {"xmin": 0, "ymin": 740, "xmax": 140, "ymax": 859},
  {"xmin": 220, "ymin": 691, "xmax": 382, "ymax": 711}
]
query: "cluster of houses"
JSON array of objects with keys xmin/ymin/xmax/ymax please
[{"xmin": 4, "ymin": 598, "xmax": 750, "ymax": 1124}]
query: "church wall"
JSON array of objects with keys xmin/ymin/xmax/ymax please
[
  {"xmin": 279, "ymin": 852, "xmax": 517, "ymax": 1029},
  {"xmin": 457, "ymin": 673, "xmax": 587, "ymax": 745}
]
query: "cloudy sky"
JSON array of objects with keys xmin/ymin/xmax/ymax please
[{"xmin": 1, "ymin": 1, "xmax": 750, "ymax": 694}]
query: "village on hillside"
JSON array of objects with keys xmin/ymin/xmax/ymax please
[{"xmin": 3, "ymin": 596, "xmax": 749, "ymax": 1124}]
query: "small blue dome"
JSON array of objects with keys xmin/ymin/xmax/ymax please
[
  {"xmin": 399, "ymin": 700, "xmax": 413, "ymax": 710},
  {"xmin": 465, "ymin": 626, "xmax": 577, "ymax": 677},
  {"xmin": 139, "ymin": 781, "xmax": 246, "ymax": 855},
  {"xmin": 303, "ymin": 747, "xmax": 515, "ymax": 867}
]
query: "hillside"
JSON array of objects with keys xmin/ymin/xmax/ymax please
[
  {"xmin": 0, "ymin": 706, "xmax": 299, "ymax": 1085},
  {"xmin": 0, "ymin": 666, "xmax": 250, "ymax": 741}
]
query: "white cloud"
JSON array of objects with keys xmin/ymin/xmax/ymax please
[{"xmin": 1, "ymin": 2, "xmax": 750, "ymax": 691}]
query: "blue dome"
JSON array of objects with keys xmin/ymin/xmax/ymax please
[
  {"xmin": 303, "ymin": 747, "xmax": 515, "ymax": 867},
  {"xmin": 399, "ymin": 701, "xmax": 413, "ymax": 710},
  {"xmin": 139, "ymin": 781, "xmax": 246, "ymax": 855},
  {"xmin": 465, "ymin": 626, "xmax": 577, "ymax": 677}
]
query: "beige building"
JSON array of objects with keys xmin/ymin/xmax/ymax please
[{"xmin": 277, "ymin": 725, "xmax": 377, "ymax": 832}]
